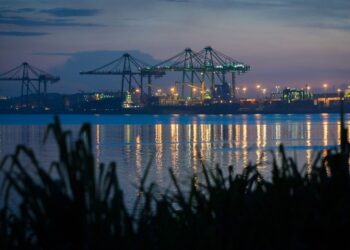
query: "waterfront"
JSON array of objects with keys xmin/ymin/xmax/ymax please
[{"xmin": 0, "ymin": 114, "xmax": 347, "ymax": 196}]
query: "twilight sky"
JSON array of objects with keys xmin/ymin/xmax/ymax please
[{"xmin": 0, "ymin": 0, "xmax": 350, "ymax": 96}]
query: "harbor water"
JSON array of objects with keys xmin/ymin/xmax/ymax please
[{"xmin": 0, "ymin": 113, "xmax": 348, "ymax": 204}]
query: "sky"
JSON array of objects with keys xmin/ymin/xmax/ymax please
[{"xmin": 0, "ymin": 0, "xmax": 350, "ymax": 96}]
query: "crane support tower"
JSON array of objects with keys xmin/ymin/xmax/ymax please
[
  {"xmin": 80, "ymin": 53, "xmax": 165, "ymax": 100},
  {"xmin": 149, "ymin": 46, "xmax": 250, "ymax": 101},
  {"xmin": 0, "ymin": 62, "xmax": 60, "ymax": 109}
]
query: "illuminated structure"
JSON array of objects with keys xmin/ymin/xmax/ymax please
[
  {"xmin": 282, "ymin": 88, "xmax": 313, "ymax": 102},
  {"xmin": 80, "ymin": 47, "xmax": 249, "ymax": 104},
  {"xmin": 123, "ymin": 92, "xmax": 133, "ymax": 108},
  {"xmin": 0, "ymin": 62, "xmax": 60, "ymax": 108},
  {"xmin": 147, "ymin": 46, "xmax": 250, "ymax": 101},
  {"xmin": 80, "ymin": 53, "xmax": 165, "ymax": 99}
]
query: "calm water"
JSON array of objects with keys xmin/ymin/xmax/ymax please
[{"xmin": 0, "ymin": 114, "xmax": 348, "ymax": 202}]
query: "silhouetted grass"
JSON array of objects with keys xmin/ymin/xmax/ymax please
[{"xmin": 1, "ymin": 110, "xmax": 350, "ymax": 249}]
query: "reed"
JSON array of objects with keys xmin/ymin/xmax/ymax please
[{"xmin": 1, "ymin": 112, "xmax": 350, "ymax": 249}]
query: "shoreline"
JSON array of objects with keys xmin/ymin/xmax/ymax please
[{"xmin": 0, "ymin": 109, "xmax": 346, "ymax": 115}]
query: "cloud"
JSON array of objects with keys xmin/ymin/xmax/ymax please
[
  {"xmin": 0, "ymin": 31, "xmax": 50, "ymax": 36},
  {"xmin": 196, "ymin": 0, "xmax": 349, "ymax": 16},
  {"xmin": 0, "ymin": 8, "xmax": 36, "ymax": 14},
  {"xmin": 204, "ymin": 0, "xmax": 350, "ymax": 32},
  {"xmin": 304, "ymin": 22, "xmax": 350, "ymax": 32},
  {"xmin": 0, "ymin": 7, "xmax": 101, "ymax": 17},
  {"xmin": 49, "ymin": 50, "xmax": 162, "ymax": 94},
  {"xmin": 33, "ymin": 52, "xmax": 74, "ymax": 56},
  {"xmin": 161, "ymin": 0, "xmax": 190, "ymax": 3},
  {"xmin": 0, "ymin": 7, "xmax": 104, "ymax": 27},
  {"xmin": 13, "ymin": 8, "xmax": 36, "ymax": 13},
  {"xmin": 40, "ymin": 8, "xmax": 101, "ymax": 17},
  {"xmin": 152, "ymin": 0, "xmax": 350, "ymax": 33},
  {"xmin": 0, "ymin": 16, "xmax": 106, "ymax": 27}
]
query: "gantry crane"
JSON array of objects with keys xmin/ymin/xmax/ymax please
[
  {"xmin": 148, "ymin": 48, "xmax": 203, "ymax": 99},
  {"xmin": 0, "ymin": 62, "xmax": 60, "ymax": 109},
  {"xmin": 148, "ymin": 46, "xmax": 250, "ymax": 101},
  {"xmin": 80, "ymin": 53, "xmax": 165, "ymax": 99}
]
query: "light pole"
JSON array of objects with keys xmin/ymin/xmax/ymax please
[
  {"xmin": 242, "ymin": 87, "xmax": 247, "ymax": 98},
  {"xmin": 256, "ymin": 84, "xmax": 261, "ymax": 99},
  {"xmin": 306, "ymin": 85, "xmax": 311, "ymax": 98},
  {"xmin": 193, "ymin": 87, "xmax": 197, "ymax": 98},
  {"xmin": 337, "ymin": 88, "xmax": 341, "ymax": 98},
  {"xmin": 323, "ymin": 83, "xmax": 328, "ymax": 104}
]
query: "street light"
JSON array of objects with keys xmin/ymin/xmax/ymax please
[
  {"xmin": 323, "ymin": 84, "xmax": 328, "ymax": 94},
  {"xmin": 323, "ymin": 83, "xmax": 328, "ymax": 104},
  {"xmin": 256, "ymin": 84, "xmax": 261, "ymax": 99},
  {"xmin": 337, "ymin": 88, "xmax": 341, "ymax": 98},
  {"xmin": 242, "ymin": 87, "xmax": 247, "ymax": 97}
]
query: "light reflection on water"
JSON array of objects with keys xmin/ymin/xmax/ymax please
[{"xmin": 0, "ymin": 114, "xmax": 349, "ymax": 194}]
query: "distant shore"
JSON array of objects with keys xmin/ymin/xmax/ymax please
[{"xmin": 0, "ymin": 105, "xmax": 347, "ymax": 115}]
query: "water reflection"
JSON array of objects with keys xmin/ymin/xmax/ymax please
[
  {"xmin": 242, "ymin": 124, "xmax": 248, "ymax": 168},
  {"xmin": 337, "ymin": 121, "xmax": 341, "ymax": 145},
  {"xmin": 306, "ymin": 120, "xmax": 311, "ymax": 147},
  {"xmin": 322, "ymin": 114, "xmax": 328, "ymax": 146},
  {"xmin": 1, "ymin": 114, "xmax": 349, "ymax": 189},
  {"xmin": 96, "ymin": 124, "xmax": 101, "ymax": 166},
  {"xmin": 306, "ymin": 149, "xmax": 312, "ymax": 173},
  {"xmin": 256, "ymin": 123, "xmax": 262, "ymax": 165},
  {"xmin": 155, "ymin": 124, "xmax": 163, "ymax": 184},
  {"xmin": 135, "ymin": 134, "xmax": 142, "ymax": 180},
  {"xmin": 275, "ymin": 123, "xmax": 281, "ymax": 146},
  {"xmin": 192, "ymin": 123, "xmax": 198, "ymax": 172},
  {"xmin": 170, "ymin": 124, "xmax": 179, "ymax": 174}
]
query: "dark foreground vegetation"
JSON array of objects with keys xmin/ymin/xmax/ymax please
[{"xmin": 1, "ymin": 112, "xmax": 350, "ymax": 250}]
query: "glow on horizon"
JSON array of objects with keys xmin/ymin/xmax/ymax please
[{"xmin": 0, "ymin": 0, "xmax": 349, "ymax": 95}]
